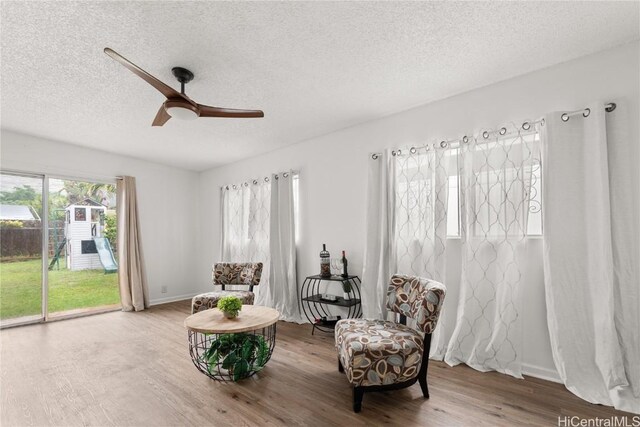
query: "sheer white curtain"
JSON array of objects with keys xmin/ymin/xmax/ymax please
[
  {"xmin": 395, "ymin": 147, "xmax": 452, "ymax": 358},
  {"xmin": 221, "ymin": 173, "xmax": 303, "ymax": 323},
  {"xmin": 221, "ymin": 181, "xmax": 271, "ymax": 282},
  {"xmin": 444, "ymin": 128, "xmax": 538, "ymax": 378},
  {"xmin": 266, "ymin": 173, "xmax": 299, "ymax": 322},
  {"xmin": 362, "ymin": 151, "xmax": 396, "ymax": 319},
  {"xmin": 542, "ymin": 102, "xmax": 639, "ymax": 413}
]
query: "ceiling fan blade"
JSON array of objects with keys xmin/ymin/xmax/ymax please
[
  {"xmin": 198, "ymin": 104, "xmax": 264, "ymax": 118},
  {"xmin": 152, "ymin": 105, "xmax": 171, "ymax": 127},
  {"xmin": 104, "ymin": 47, "xmax": 185, "ymax": 101}
]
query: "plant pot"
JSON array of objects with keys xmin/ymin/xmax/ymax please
[{"xmin": 223, "ymin": 311, "xmax": 238, "ymax": 319}]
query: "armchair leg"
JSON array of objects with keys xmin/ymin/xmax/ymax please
[
  {"xmin": 418, "ymin": 373, "xmax": 429, "ymax": 399},
  {"xmin": 353, "ymin": 387, "xmax": 364, "ymax": 413},
  {"xmin": 419, "ymin": 334, "xmax": 431, "ymax": 398},
  {"xmin": 338, "ymin": 358, "xmax": 344, "ymax": 373}
]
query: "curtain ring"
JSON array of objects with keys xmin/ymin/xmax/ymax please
[
  {"xmin": 582, "ymin": 108, "xmax": 591, "ymax": 118},
  {"xmin": 462, "ymin": 135, "xmax": 469, "ymax": 143},
  {"xmin": 264, "ymin": 177, "xmax": 269, "ymax": 182},
  {"xmin": 605, "ymin": 103, "xmax": 616, "ymax": 113},
  {"xmin": 283, "ymin": 172, "xmax": 289, "ymax": 178},
  {"xmin": 391, "ymin": 150, "xmax": 397, "ymax": 156},
  {"xmin": 275, "ymin": 174, "xmax": 279, "ymax": 180},
  {"xmin": 252, "ymin": 179, "xmax": 258, "ymax": 185},
  {"xmin": 371, "ymin": 153, "xmax": 379, "ymax": 160},
  {"xmin": 225, "ymin": 185, "xmax": 229, "ymax": 190},
  {"xmin": 561, "ymin": 113, "xmax": 569, "ymax": 122},
  {"xmin": 482, "ymin": 131, "xmax": 489, "ymax": 139},
  {"xmin": 522, "ymin": 122, "xmax": 531, "ymax": 131},
  {"xmin": 410, "ymin": 147, "xmax": 417, "ymax": 154},
  {"xmin": 243, "ymin": 182, "xmax": 248, "ymax": 187},
  {"xmin": 440, "ymin": 141, "xmax": 448, "ymax": 148},
  {"xmin": 499, "ymin": 127, "xmax": 507, "ymax": 135},
  {"xmin": 232, "ymin": 184, "xmax": 237, "ymax": 189}
]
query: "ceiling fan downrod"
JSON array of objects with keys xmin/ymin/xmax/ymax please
[{"xmin": 171, "ymin": 67, "xmax": 194, "ymax": 95}]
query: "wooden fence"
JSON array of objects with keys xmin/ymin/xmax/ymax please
[{"xmin": 1, "ymin": 228, "xmax": 41, "ymax": 258}]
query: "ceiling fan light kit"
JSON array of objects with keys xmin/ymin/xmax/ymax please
[
  {"xmin": 103, "ymin": 47, "xmax": 264, "ymax": 126},
  {"xmin": 164, "ymin": 101, "xmax": 199, "ymax": 120}
]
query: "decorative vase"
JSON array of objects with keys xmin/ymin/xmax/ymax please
[{"xmin": 223, "ymin": 311, "xmax": 237, "ymax": 319}]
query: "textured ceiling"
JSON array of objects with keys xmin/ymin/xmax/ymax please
[{"xmin": 1, "ymin": 1, "xmax": 638, "ymax": 171}]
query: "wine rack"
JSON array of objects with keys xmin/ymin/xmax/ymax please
[{"xmin": 300, "ymin": 275, "xmax": 362, "ymax": 335}]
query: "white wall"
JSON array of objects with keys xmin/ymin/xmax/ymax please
[
  {"xmin": 0, "ymin": 130, "xmax": 200, "ymax": 304},
  {"xmin": 196, "ymin": 41, "xmax": 640, "ymax": 380}
]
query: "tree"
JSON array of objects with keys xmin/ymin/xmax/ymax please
[
  {"xmin": 58, "ymin": 182, "xmax": 115, "ymax": 207},
  {"xmin": 0, "ymin": 181, "xmax": 116, "ymax": 219},
  {"xmin": 104, "ymin": 213, "xmax": 117, "ymax": 250},
  {"xmin": 0, "ymin": 185, "xmax": 42, "ymax": 215}
]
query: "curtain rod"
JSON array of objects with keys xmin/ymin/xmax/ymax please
[
  {"xmin": 370, "ymin": 102, "xmax": 617, "ymax": 159},
  {"xmin": 220, "ymin": 170, "xmax": 299, "ymax": 190}
]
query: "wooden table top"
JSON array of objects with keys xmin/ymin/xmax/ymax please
[{"xmin": 184, "ymin": 305, "xmax": 280, "ymax": 334}]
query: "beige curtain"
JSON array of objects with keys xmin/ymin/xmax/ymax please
[{"xmin": 116, "ymin": 176, "xmax": 149, "ymax": 311}]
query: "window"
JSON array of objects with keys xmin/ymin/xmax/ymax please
[
  {"xmin": 91, "ymin": 208, "xmax": 102, "ymax": 222},
  {"xmin": 437, "ymin": 134, "xmax": 541, "ymax": 238},
  {"xmin": 293, "ymin": 174, "xmax": 300, "ymax": 244},
  {"xmin": 74, "ymin": 207, "xmax": 86, "ymax": 221},
  {"xmin": 526, "ymin": 161, "xmax": 542, "ymax": 236}
]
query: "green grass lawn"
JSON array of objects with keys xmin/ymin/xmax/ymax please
[{"xmin": 0, "ymin": 258, "xmax": 120, "ymax": 320}]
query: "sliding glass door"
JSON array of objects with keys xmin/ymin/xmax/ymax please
[
  {"xmin": 0, "ymin": 172, "xmax": 45, "ymax": 326},
  {"xmin": 47, "ymin": 178, "xmax": 120, "ymax": 318},
  {"xmin": 0, "ymin": 172, "xmax": 120, "ymax": 327}
]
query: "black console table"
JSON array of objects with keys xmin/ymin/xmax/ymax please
[{"xmin": 300, "ymin": 275, "xmax": 362, "ymax": 335}]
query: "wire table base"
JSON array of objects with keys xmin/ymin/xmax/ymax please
[{"xmin": 188, "ymin": 324, "xmax": 277, "ymax": 382}]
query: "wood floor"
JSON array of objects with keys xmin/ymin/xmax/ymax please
[{"xmin": 0, "ymin": 300, "xmax": 633, "ymax": 426}]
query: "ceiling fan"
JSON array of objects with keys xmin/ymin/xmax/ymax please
[{"xmin": 104, "ymin": 48, "xmax": 264, "ymax": 126}]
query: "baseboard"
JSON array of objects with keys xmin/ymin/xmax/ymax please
[
  {"xmin": 149, "ymin": 293, "xmax": 198, "ymax": 306},
  {"xmin": 522, "ymin": 363, "xmax": 562, "ymax": 384}
]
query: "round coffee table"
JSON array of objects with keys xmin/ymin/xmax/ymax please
[{"xmin": 184, "ymin": 305, "xmax": 279, "ymax": 382}]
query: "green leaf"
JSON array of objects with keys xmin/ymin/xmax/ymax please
[
  {"xmin": 255, "ymin": 338, "xmax": 269, "ymax": 368},
  {"xmin": 241, "ymin": 339, "xmax": 254, "ymax": 361},
  {"xmin": 233, "ymin": 360, "xmax": 250, "ymax": 381},
  {"xmin": 222, "ymin": 351, "xmax": 239, "ymax": 370}
]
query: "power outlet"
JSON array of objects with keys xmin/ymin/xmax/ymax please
[{"xmin": 161, "ymin": 286, "xmax": 168, "ymax": 294}]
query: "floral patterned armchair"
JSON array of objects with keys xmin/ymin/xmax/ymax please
[
  {"xmin": 335, "ymin": 274, "xmax": 446, "ymax": 412},
  {"xmin": 191, "ymin": 262, "xmax": 263, "ymax": 314}
]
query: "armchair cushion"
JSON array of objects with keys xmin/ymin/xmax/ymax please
[
  {"xmin": 335, "ymin": 318, "xmax": 424, "ymax": 387},
  {"xmin": 191, "ymin": 291, "xmax": 255, "ymax": 314}
]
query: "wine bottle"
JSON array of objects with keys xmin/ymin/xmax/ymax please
[
  {"xmin": 320, "ymin": 244, "xmax": 331, "ymax": 277},
  {"xmin": 341, "ymin": 250, "xmax": 348, "ymax": 278}
]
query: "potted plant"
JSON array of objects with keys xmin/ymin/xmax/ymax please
[
  {"xmin": 341, "ymin": 280, "xmax": 352, "ymax": 301},
  {"xmin": 217, "ymin": 295, "xmax": 242, "ymax": 319},
  {"xmin": 202, "ymin": 333, "xmax": 270, "ymax": 381}
]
